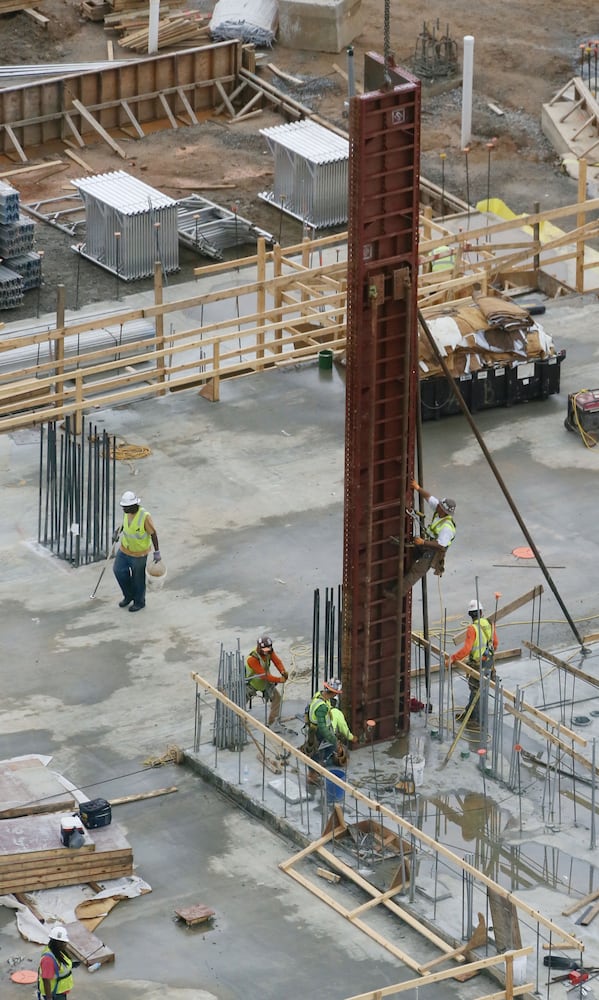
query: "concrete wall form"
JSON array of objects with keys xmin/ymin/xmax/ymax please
[{"xmin": 0, "ymin": 41, "xmax": 240, "ymax": 158}]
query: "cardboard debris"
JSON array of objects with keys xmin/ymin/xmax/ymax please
[{"xmin": 420, "ymin": 297, "xmax": 555, "ymax": 380}]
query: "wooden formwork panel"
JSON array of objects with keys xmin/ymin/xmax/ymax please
[
  {"xmin": 343, "ymin": 59, "xmax": 421, "ymax": 742},
  {"xmin": 0, "ymin": 41, "xmax": 239, "ymax": 156}
]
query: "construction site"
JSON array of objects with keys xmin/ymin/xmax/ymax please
[{"xmin": 2, "ymin": 0, "xmax": 599, "ymax": 999}]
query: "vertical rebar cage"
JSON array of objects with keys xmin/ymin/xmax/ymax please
[
  {"xmin": 343, "ymin": 59, "xmax": 421, "ymax": 742},
  {"xmin": 71, "ymin": 171, "xmax": 180, "ymax": 280}
]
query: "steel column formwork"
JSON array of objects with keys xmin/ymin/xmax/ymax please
[{"xmin": 342, "ymin": 59, "xmax": 421, "ymax": 742}]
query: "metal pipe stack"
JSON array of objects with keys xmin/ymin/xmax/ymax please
[
  {"xmin": 71, "ymin": 171, "xmax": 180, "ymax": 280},
  {"xmin": 177, "ymin": 195, "xmax": 274, "ymax": 261},
  {"xmin": 259, "ymin": 120, "xmax": 349, "ymax": 228}
]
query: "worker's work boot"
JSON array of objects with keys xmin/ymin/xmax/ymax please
[{"xmin": 119, "ymin": 597, "xmax": 132, "ymax": 608}]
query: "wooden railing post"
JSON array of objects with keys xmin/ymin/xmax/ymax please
[
  {"xmin": 54, "ymin": 284, "xmax": 66, "ymax": 416},
  {"xmin": 273, "ymin": 243, "xmax": 282, "ymax": 354},
  {"xmin": 154, "ymin": 261, "xmax": 166, "ymax": 394},
  {"xmin": 256, "ymin": 237, "xmax": 265, "ymax": 363},
  {"xmin": 576, "ymin": 161, "xmax": 587, "ymax": 293}
]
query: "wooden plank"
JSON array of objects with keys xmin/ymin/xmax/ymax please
[
  {"xmin": 24, "ymin": 7, "xmax": 49, "ymax": 25},
  {"xmin": 523, "ymin": 641, "xmax": 599, "ymax": 692},
  {"xmin": 453, "ymin": 585, "xmax": 543, "ymax": 644},
  {"xmin": 316, "ymin": 867, "xmax": 341, "ymax": 884},
  {"xmin": 63, "ymin": 113, "xmax": 86, "ymax": 149},
  {"xmin": 580, "ymin": 901, "xmax": 599, "ymax": 926},
  {"xmin": 65, "ymin": 921, "xmax": 114, "ymax": 967},
  {"xmin": 70, "ymin": 99, "xmax": 127, "ymax": 158},
  {"xmin": 107, "ymin": 39, "xmax": 114, "ymax": 60},
  {"xmin": 4, "ymin": 125, "xmax": 28, "ymax": 163},
  {"xmin": 214, "ymin": 79, "xmax": 235, "ymax": 117},
  {"xmin": 158, "ymin": 92, "xmax": 178, "ymax": 129},
  {"xmin": 562, "ymin": 888, "xmax": 599, "ymax": 917},
  {"xmin": 267, "ymin": 62, "xmax": 303, "ymax": 86},
  {"xmin": 0, "ymin": 159, "xmax": 64, "ymax": 179},
  {"xmin": 64, "ymin": 148, "xmax": 94, "ymax": 172},
  {"xmin": 110, "ymin": 786, "xmax": 178, "ymax": 806},
  {"xmin": 120, "ymin": 99, "xmax": 146, "ymax": 138},
  {"xmin": 176, "ymin": 86, "xmax": 198, "ymax": 125}
]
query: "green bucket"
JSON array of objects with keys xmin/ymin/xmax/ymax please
[{"xmin": 318, "ymin": 349, "xmax": 334, "ymax": 371}]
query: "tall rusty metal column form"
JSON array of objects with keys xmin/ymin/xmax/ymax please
[{"xmin": 342, "ymin": 56, "xmax": 421, "ymax": 742}]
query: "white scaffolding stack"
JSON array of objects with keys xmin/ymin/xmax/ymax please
[
  {"xmin": 71, "ymin": 171, "xmax": 179, "ymax": 280},
  {"xmin": 259, "ymin": 120, "xmax": 349, "ymax": 228}
]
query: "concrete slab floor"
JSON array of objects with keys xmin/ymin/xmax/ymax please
[{"xmin": 1, "ymin": 285, "xmax": 599, "ymax": 999}]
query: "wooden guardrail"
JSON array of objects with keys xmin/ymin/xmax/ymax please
[{"xmin": 1, "ymin": 196, "xmax": 599, "ymax": 433}]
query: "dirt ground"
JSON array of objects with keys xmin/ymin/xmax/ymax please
[{"xmin": 1, "ymin": 0, "xmax": 598, "ymax": 321}]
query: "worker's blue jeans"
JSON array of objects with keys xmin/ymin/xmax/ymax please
[{"xmin": 113, "ymin": 549, "xmax": 147, "ymax": 607}]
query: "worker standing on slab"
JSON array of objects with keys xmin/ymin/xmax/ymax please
[
  {"xmin": 401, "ymin": 480, "xmax": 456, "ymax": 593},
  {"xmin": 113, "ymin": 490, "xmax": 161, "ymax": 612},
  {"xmin": 38, "ymin": 925, "xmax": 74, "ymax": 1000},
  {"xmin": 451, "ymin": 599, "xmax": 499, "ymax": 726},
  {"xmin": 245, "ymin": 636, "xmax": 288, "ymax": 731},
  {"xmin": 302, "ymin": 679, "xmax": 347, "ymax": 788}
]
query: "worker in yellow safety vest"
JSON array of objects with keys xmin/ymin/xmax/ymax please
[
  {"xmin": 113, "ymin": 490, "xmax": 161, "ymax": 612},
  {"xmin": 450, "ymin": 600, "xmax": 499, "ymax": 726},
  {"xmin": 430, "ymin": 244, "xmax": 455, "ymax": 272},
  {"xmin": 38, "ymin": 924, "xmax": 74, "ymax": 1000}
]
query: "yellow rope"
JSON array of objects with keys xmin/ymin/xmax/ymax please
[
  {"xmin": 110, "ymin": 442, "xmax": 152, "ymax": 461},
  {"xmin": 143, "ymin": 744, "xmax": 182, "ymax": 767},
  {"xmin": 571, "ymin": 390, "xmax": 597, "ymax": 449}
]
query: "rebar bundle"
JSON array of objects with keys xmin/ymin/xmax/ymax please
[
  {"xmin": 213, "ymin": 643, "xmax": 248, "ymax": 750},
  {"xmin": 38, "ymin": 418, "xmax": 118, "ymax": 566},
  {"xmin": 71, "ymin": 170, "xmax": 179, "ymax": 280},
  {"xmin": 413, "ymin": 21, "xmax": 458, "ymax": 80},
  {"xmin": 311, "ymin": 586, "xmax": 343, "ymax": 697},
  {"xmin": 260, "ymin": 120, "xmax": 349, "ymax": 228}
]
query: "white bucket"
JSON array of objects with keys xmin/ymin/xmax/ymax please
[{"xmin": 400, "ymin": 754, "xmax": 426, "ymax": 787}]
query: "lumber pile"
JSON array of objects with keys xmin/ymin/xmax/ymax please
[
  {"xmin": 117, "ymin": 10, "xmax": 210, "ymax": 50},
  {"xmin": 0, "ymin": 813, "xmax": 133, "ymax": 894}
]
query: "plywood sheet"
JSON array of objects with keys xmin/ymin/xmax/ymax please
[
  {"xmin": 0, "ymin": 813, "xmax": 95, "ymax": 860},
  {"xmin": 0, "ymin": 765, "xmax": 75, "ymax": 819}
]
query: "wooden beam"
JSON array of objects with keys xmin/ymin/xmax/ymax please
[
  {"xmin": 64, "ymin": 112, "xmax": 86, "ymax": 149},
  {"xmin": 64, "ymin": 148, "xmax": 94, "ymax": 172},
  {"xmin": 214, "ymin": 79, "xmax": 235, "ymax": 117},
  {"xmin": 109, "ymin": 786, "xmax": 178, "ymax": 806},
  {"xmin": 0, "ymin": 159, "xmax": 65, "ymax": 179},
  {"xmin": 453, "ymin": 586, "xmax": 543, "ymax": 644},
  {"xmin": 176, "ymin": 87, "xmax": 198, "ymax": 125},
  {"xmin": 4, "ymin": 124, "xmax": 28, "ymax": 163},
  {"xmin": 70, "ymin": 99, "xmax": 128, "ymax": 158},
  {"xmin": 120, "ymin": 100, "xmax": 146, "ymax": 139},
  {"xmin": 523, "ymin": 640, "xmax": 599, "ymax": 691},
  {"xmin": 158, "ymin": 92, "xmax": 178, "ymax": 129},
  {"xmin": 24, "ymin": 7, "xmax": 49, "ymax": 26}
]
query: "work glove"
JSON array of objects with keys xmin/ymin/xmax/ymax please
[
  {"xmin": 281, "ymin": 671, "xmax": 289, "ymax": 682},
  {"xmin": 414, "ymin": 537, "xmax": 424, "ymax": 546},
  {"xmin": 153, "ymin": 550, "xmax": 161, "ymax": 562},
  {"xmin": 112, "ymin": 529, "xmax": 121, "ymax": 543}
]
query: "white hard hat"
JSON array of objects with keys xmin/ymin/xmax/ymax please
[
  {"xmin": 468, "ymin": 599, "xmax": 483, "ymax": 613},
  {"xmin": 120, "ymin": 490, "xmax": 140, "ymax": 507},
  {"xmin": 48, "ymin": 924, "xmax": 69, "ymax": 942}
]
